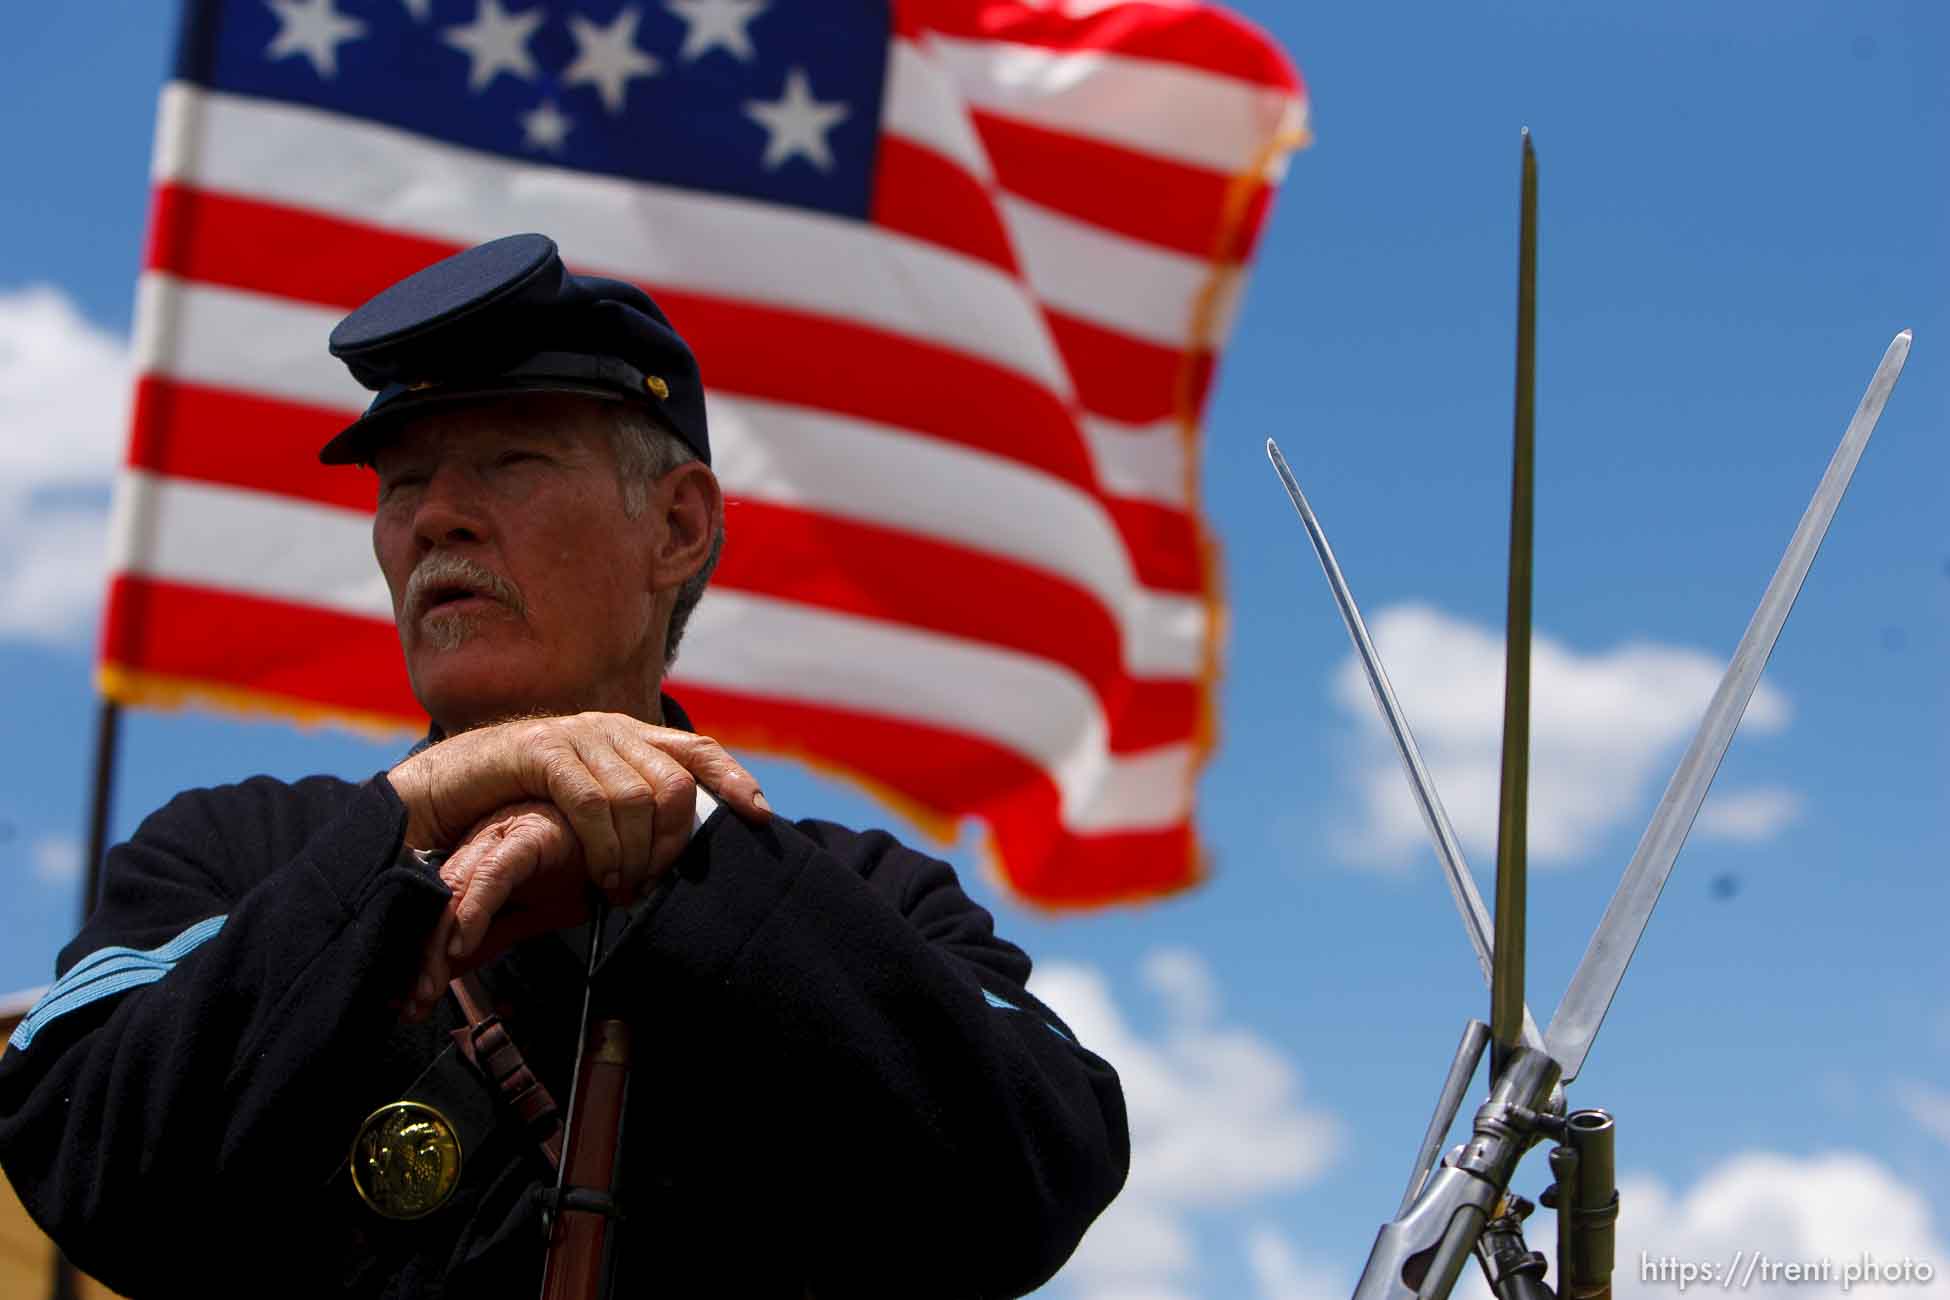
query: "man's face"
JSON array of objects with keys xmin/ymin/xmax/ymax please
[{"xmin": 370, "ymin": 394, "xmax": 664, "ymax": 731}]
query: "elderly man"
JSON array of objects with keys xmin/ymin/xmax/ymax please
[{"xmin": 0, "ymin": 235, "xmax": 1129, "ymax": 1297}]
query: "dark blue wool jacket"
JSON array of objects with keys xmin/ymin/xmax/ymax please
[{"xmin": 0, "ymin": 732, "xmax": 1127, "ymax": 1297}]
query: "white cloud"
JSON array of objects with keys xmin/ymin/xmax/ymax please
[
  {"xmin": 31, "ymin": 832, "xmax": 82, "ymax": 886},
  {"xmin": 1895, "ymin": 1081, "xmax": 1950, "ymax": 1150},
  {"xmin": 1444, "ymin": 1149, "xmax": 1948, "ymax": 1300},
  {"xmin": 1142, "ymin": 947, "xmax": 1220, "ymax": 1026},
  {"xmin": 1247, "ymin": 1224, "xmax": 1347, "ymax": 1300},
  {"xmin": 1694, "ymin": 786, "xmax": 1804, "ymax": 842},
  {"xmin": 1031, "ymin": 951, "xmax": 1342, "ymax": 1300},
  {"xmin": 1329, "ymin": 604, "xmax": 1793, "ymax": 872},
  {"xmin": 0, "ymin": 285, "xmax": 131, "ymax": 644},
  {"xmin": 1610, "ymin": 1151, "xmax": 1950, "ymax": 1299},
  {"xmin": 1056, "ymin": 1195, "xmax": 1197, "ymax": 1300}
]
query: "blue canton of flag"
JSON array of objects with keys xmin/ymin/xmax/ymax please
[{"xmin": 180, "ymin": 0, "xmax": 887, "ymax": 218}]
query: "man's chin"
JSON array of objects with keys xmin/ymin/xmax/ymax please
[{"xmin": 406, "ymin": 634, "xmax": 542, "ymax": 728}]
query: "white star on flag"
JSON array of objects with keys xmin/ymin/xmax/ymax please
[
  {"xmin": 442, "ymin": 0, "xmax": 544, "ymax": 92},
  {"xmin": 743, "ymin": 67, "xmax": 849, "ymax": 172},
  {"xmin": 520, "ymin": 98, "xmax": 574, "ymax": 152},
  {"xmin": 397, "ymin": 0, "xmax": 432, "ymax": 21},
  {"xmin": 667, "ymin": 0, "xmax": 767, "ymax": 62},
  {"xmin": 263, "ymin": 0, "xmax": 367, "ymax": 79},
  {"xmin": 564, "ymin": 6, "xmax": 661, "ymax": 114}
]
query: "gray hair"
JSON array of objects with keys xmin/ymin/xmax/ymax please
[{"xmin": 607, "ymin": 405, "xmax": 723, "ymax": 667}]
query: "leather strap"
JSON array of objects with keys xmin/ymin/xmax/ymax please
[{"xmin": 449, "ymin": 972, "xmax": 565, "ymax": 1171}]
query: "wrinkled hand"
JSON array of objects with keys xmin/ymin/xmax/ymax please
[
  {"xmin": 404, "ymin": 800, "xmax": 588, "ymax": 1020},
  {"xmin": 387, "ymin": 711, "xmax": 770, "ymax": 901}
]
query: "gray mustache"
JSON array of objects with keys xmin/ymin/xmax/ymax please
[{"xmin": 404, "ymin": 552, "xmax": 527, "ymax": 622}]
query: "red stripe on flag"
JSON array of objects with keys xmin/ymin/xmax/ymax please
[
  {"xmin": 974, "ymin": 111, "xmax": 1274, "ymax": 260},
  {"xmin": 871, "ymin": 135, "xmax": 1018, "ymax": 273},
  {"xmin": 901, "ymin": 0, "xmax": 1301, "ymax": 93},
  {"xmin": 147, "ymin": 183, "xmax": 458, "ymax": 315},
  {"xmin": 1101, "ymin": 497, "xmax": 1207, "ymax": 594},
  {"xmin": 1045, "ymin": 309, "xmax": 1215, "ymax": 426},
  {"xmin": 128, "ymin": 376, "xmax": 369, "ymax": 510},
  {"xmin": 102, "ymin": 576, "xmax": 418, "ymax": 721},
  {"xmin": 670, "ymin": 684, "xmax": 1198, "ymax": 905},
  {"xmin": 718, "ymin": 501, "xmax": 1198, "ymax": 752}
]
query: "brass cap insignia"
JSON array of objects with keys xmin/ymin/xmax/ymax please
[
  {"xmin": 349, "ymin": 1100, "xmax": 463, "ymax": 1219},
  {"xmin": 644, "ymin": 374, "xmax": 669, "ymax": 400}
]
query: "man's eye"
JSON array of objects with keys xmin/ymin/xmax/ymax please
[
  {"xmin": 379, "ymin": 474, "xmax": 426, "ymax": 499},
  {"xmin": 495, "ymin": 450, "xmax": 544, "ymax": 468}
]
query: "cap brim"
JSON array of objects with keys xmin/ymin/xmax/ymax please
[{"xmin": 320, "ymin": 378, "xmax": 644, "ymax": 466}]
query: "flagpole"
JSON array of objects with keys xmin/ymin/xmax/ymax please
[
  {"xmin": 79, "ymin": 698, "xmax": 123, "ymax": 918},
  {"xmin": 50, "ymin": 1250, "xmax": 79, "ymax": 1300}
]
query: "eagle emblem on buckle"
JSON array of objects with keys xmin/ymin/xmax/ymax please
[{"xmin": 349, "ymin": 1100, "xmax": 463, "ymax": 1219}]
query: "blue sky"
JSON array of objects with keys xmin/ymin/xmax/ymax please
[{"xmin": 1, "ymin": 3, "xmax": 1945, "ymax": 1298}]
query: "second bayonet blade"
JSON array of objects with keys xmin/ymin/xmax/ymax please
[
  {"xmin": 1544, "ymin": 328, "xmax": 1912, "ymax": 1084},
  {"xmin": 1266, "ymin": 439, "xmax": 1544, "ymax": 1053}
]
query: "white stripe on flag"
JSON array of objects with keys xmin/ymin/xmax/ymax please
[
  {"xmin": 136, "ymin": 275, "xmax": 369, "ymax": 414},
  {"xmin": 884, "ymin": 38, "xmax": 994, "ymax": 181},
  {"xmin": 109, "ymin": 472, "xmax": 391, "ymax": 615},
  {"xmin": 1076, "ymin": 413, "xmax": 1191, "ymax": 509},
  {"xmin": 928, "ymin": 35, "xmax": 1300, "ymax": 177},
  {"xmin": 998, "ymin": 194, "xmax": 1243, "ymax": 351}
]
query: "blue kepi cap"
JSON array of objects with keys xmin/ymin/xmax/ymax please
[{"xmin": 320, "ymin": 233, "xmax": 710, "ymax": 466}]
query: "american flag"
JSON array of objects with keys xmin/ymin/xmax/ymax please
[{"xmin": 103, "ymin": 0, "xmax": 1306, "ymax": 907}]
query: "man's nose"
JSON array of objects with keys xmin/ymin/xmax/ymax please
[{"xmin": 409, "ymin": 462, "xmax": 490, "ymax": 552}]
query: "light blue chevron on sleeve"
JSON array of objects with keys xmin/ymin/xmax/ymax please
[
  {"xmin": 982, "ymin": 986, "xmax": 1074, "ymax": 1044},
  {"xmin": 9, "ymin": 915, "xmax": 228, "ymax": 1051}
]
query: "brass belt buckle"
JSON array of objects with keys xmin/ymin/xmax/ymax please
[{"xmin": 349, "ymin": 1100, "xmax": 463, "ymax": 1219}]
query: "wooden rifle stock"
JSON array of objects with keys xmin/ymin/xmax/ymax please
[{"xmin": 540, "ymin": 1016, "xmax": 632, "ymax": 1300}]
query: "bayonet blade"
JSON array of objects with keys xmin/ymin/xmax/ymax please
[
  {"xmin": 1398, "ymin": 1018, "xmax": 1491, "ymax": 1216},
  {"xmin": 1544, "ymin": 328, "xmax": 1912, "ymax": 1084},
  {"xmin": 1490, "ymin": 130, "xmax": 1539, "ymax": 1063},
  {"xmin": 1267, "ymin": 439, "xmax": 1544, "ymax": 1053}
]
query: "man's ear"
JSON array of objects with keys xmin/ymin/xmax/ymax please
[{"xmin": 651, "ymin": 461, "xmax": 722, "ymax": 590}]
